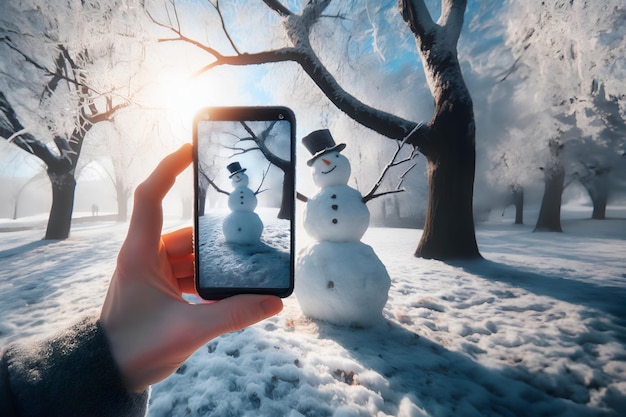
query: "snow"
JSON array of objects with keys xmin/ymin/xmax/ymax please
[
  {"xmin": 197, "ymin": 209, "xmax": 290, "ymax": 289},
  {"xmin": 1, "ymin": 205, "xmax": 625, "ymax": 416}
]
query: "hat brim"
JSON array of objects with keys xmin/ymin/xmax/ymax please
[
  {"xmin": 228, "ymin": 168, "xmax": 247, "ymax": 178},
  {"xmin": 306, "ymin": 143, "xmax": 346, "ymax": 166}
]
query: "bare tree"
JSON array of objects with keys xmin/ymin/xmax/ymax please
[
  {"xmin": 0, "ymin": 0, "xmax": 145, "ymax": 239},
  {"xmin": 239, "ymin": 121, "xmax": 293, "ymax": 220},
  {"xmin": 0, "ymin": 52, "xmax": 127, "ymax": 239},
  {"xmin": 200, "ymin": 120, "xmax": 293, "ymax": 219},
  {"xmin": 149, "ymin": 0, "xmax": 480, "ymax": 260}
]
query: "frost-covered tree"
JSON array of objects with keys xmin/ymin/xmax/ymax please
[
  {"xmin": 504, "ymin": 0, "xmax": 626, "ymax": 229},
  {"xmin": 84, "ymin": 113, "xmax": 167, "ymax": 221},
  {"xmin": 571, "ymin": 82, "xmax": 626, "ymax": 219},
  {"xmin": 487, "ymin": 125, "xmax": 542, "ymax": 225},
  {"xmin": 0, "ymin": 0, "xmax": 146, "ymax": 239},
  {"xmin": 149, "ymin": 0, "xmax": 480, "ymax": 260}
]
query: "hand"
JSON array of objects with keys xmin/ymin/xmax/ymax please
[{"xmin": 99, "ymin": 144, "xmax": 283, "ymax": 393}]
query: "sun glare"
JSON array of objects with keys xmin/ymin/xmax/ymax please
[{"xmin": 158, "ymin": 69, "xmax": 245, "ymax": 135}]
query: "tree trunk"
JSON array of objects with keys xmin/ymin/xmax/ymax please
[
  {"xmin": 115, "ymin": 182, "xmax": 130, "ymax": 222},
  {"xmin": 409, "ymin": 6, "xmax": 481, "ymax": 260},
  {"xmin": 513, "ymin": 184, "xmax": 524, "ymax": 225},
  {"xmin": 416, "ymin": 110, "xmax": 479, "ymax": 259},
  {"xmin": 534, "ymin": 164, "xmax": 564, "ymax": 232},
  {"xmin": 579, "ymin": 169, "xmax": 609, "ymax": 220},
  {"xmin": 591, "ymin": 194, "xmax": 607, "ymax": 220},
  {"xmin": 277, "ymin": 173, "xmax": 294, "ymax": 220},
  {"xmin": 44, "ymin": 171, "xmax": 76, "ymax": 240},
  {"xmin": 198, "ymin": 185, "xmax": 208, "ymax": 217}
]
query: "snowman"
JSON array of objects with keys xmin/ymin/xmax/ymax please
[
  {"xmin": 295, "ymin": 129, "xmax": 391, "ymax": 327},
  {"xmin": 222, "ymin": 162, "xmax": 264, "ymax": 245}
]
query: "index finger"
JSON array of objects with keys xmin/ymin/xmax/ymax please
[{"xmin": 127, "ymin": 144, "xmax": 192, "ymax": 253}]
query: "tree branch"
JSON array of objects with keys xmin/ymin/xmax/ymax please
[
  {"xmin": 399, "ymin": 0, "xmax": 437, "ymax": 41},
  {"xmin": 439, "ymin": 0, "xmax": 467, "ymax": 43},
  {"xmin": 0, "ymin": 91, "xmax": 61, "ymax": 166},
  {"xmin": 362, "ymin": 123, "xmax": 421, "ymax": 203},
  {"xmin": 206, "ymin": 176, "xmax": 230, "ymax": 196},
  {"xmin": 211, "ymin": 0, "xmax": 241, "ymax": 54},
  {"xmin": 261, "ymin": 0, "xmax": 294, "ymax": 17},
  {"xmin": 151, "ymin": 0, "xmax": 429, "ymax": 147}
]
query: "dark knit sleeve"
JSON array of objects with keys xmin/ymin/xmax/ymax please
[{"xmin": 0, "ymin": 316, "xmax": 149, "ymax": 417}]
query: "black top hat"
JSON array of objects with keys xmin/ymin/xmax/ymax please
[
  {"xmin": 302, "ymin": 129, "xmax": 346, "ymax": 166},
  {"xmin": 227, "ymin": 161, "xmax": 247, "ymax": 178}
]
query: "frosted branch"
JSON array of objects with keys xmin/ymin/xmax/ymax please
[
  {"xmin": 210, "ymin": 0, "xmax": 241, "ymax": 54},
  {"xmin": 439, "ymin": 0, "xmax": 466, "ymax": 43},
  {"xmin": 399, "ymin": 0, "xmax": 436, "ymax": 40},
  {"xmin": 262, "ymin": 0, "xmax": 294, "ymax": 17},
  {"xmin": 362, "ymin": 124, "xmax": 422, "ymax": 203}
]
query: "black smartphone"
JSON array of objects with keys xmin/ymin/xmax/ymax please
[{"xmin": 193, "ymin": 106, "xmax": 295, "ymax": 300}]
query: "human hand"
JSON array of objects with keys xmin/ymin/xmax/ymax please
[{"xmin": 99, "ymin": 144, "xmax": 283, "ymax": 393}]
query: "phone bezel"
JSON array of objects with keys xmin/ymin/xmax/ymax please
[{"xmin": 192, "ymin": 106, "xmax": 296, "ymax": 300}]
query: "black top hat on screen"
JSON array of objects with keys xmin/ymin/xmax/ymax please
[
  {"xmin": 227, "ymin": 161, "xmax": 247, "ymax": 178},
  {"xmin": 302, "ymin": 129, "xmax": 346, "ymax": 166}
]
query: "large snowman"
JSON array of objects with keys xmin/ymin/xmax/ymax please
[
  {"xmin": 296, "ymin": 129, "xmax": 391, "ymax": 327},
  {"xmin": 222, "ymin": 162, "xmax": 264, "ymax": 245}
]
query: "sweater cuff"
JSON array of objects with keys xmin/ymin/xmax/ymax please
[{"xmin": 2, "ymin": 316, "xmax": 148, "ymax": 417}]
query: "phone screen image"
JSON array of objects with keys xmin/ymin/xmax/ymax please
[{"xmin": 193, "ymin": 107, "xmax": 295, "ymax": 299}]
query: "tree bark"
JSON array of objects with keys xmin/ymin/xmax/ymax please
[
  {"xmin": 534, "ymin": 139, "xmax": 565, "ymax": 232},
  {"xmin": 416, "ymin": 98, "xmax": 479, "ymax": 258},
  {"xmin": 277, "ymin": 172, "xmax": 294, "ymax": 220},
  {"xmin": 513, "ymin": 184, "xmax": 524, "ymax": 225},
  {"xmin": 534, "ymin": 164, "xmax": 564, "ymax": 232},
  {"xmin": 115, "ymin": 181, "xmax": 130, "ymax": 222},
  {"xmin": 579, "ymin": 169, "xmax": 609, "ymax": 220},
  {"xmin": 197, "ymin": 185, "xmax": 208, "ymax": 217},
  {"xmin": 45, "ymin": 171, "xmax": 77, "ymax": 240},
  {"xmin": 402, "ymin": 0, "xmax": 480, "ymax": 259}
]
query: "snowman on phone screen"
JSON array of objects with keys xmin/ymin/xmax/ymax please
[
  {"xmin": 222, "ymin": 162, "xmax": 263, "ymax": 245},
  {"xmin": 296, "ymin": 129, "xmax": 390, "ymax": 327}
]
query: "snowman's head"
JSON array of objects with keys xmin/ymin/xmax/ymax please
[
  {"xmin": 311, "ymin": 151, "xmax": 351, "ymax": 188},
  {"xmin": 230, "ymin": 172, "xmax": 249, "ymax": 188}
]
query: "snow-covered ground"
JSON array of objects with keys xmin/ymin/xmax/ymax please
[
  {"xmin": 0, "ymin": 204, "xmax": 625, "ymax": 417},
  {"xmin": 197, "ymin": 208, "xmax": 291, "ymax": 290}
]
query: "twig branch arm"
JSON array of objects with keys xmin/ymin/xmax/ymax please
[{"xmin": 362, "ymin": 123, "xmax": 422, "ymax": 203}]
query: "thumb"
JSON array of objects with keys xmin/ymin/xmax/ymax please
[{"xmin": 192, "ymin": 295, "xmax": 283, "ymax": 339}]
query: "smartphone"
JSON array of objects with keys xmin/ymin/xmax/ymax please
[{"xmin": 193, "ymin": 106, "xmax": 295, "ymax": 299}]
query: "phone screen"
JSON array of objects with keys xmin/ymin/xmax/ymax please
[{"xmin": 193, "ymin": 107, "xmax": 295, "ymax": 299}]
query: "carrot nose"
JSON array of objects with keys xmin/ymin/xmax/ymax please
[{"xmin": 322, "ymin": 158, "xmax": 331, "ymax": 166}]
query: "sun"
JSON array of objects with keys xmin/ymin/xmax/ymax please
[
  {"xmin": 158, "ymin": 68, "xmax": 263, "ymax": 133},
  {"xmin": 158, "ymin": 69, "xmax": 205, "ymax": 131}
]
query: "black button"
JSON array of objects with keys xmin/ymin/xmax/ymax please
[
  {"xmin": 332, "ymin": 204, "xmax": 338, "ymax": 210},
  {"xmin": 332, "ymin": 219, "xmax": 338, "ymax": 224}
]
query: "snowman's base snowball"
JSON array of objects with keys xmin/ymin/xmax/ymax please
[
  {"xmin": 295, "ymin": 241, "xmax": 390, "ymax": 327},
  {"xmin": 223, "ymin": 211, "xmax": 263, "ymax": 244}
]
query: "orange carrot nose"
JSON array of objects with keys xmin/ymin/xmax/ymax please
[{"xmin": 322, "ymin": 158, "xmax": 331, "ymax": 166}]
